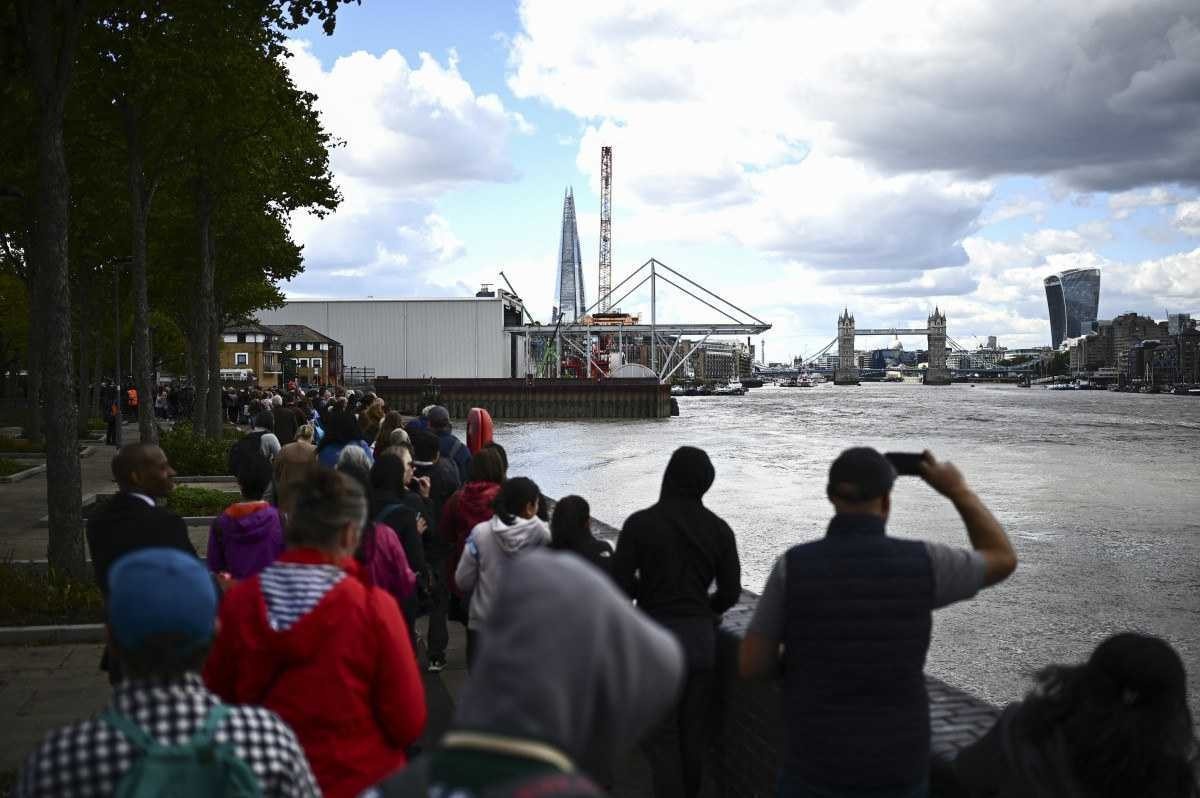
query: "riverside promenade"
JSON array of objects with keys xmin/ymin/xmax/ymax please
[{"xmin": 0, "ymin": 430, "xmax": 997, "ymax": 796}]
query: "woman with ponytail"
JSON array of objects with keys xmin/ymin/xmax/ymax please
[
  {"xmin": 956, "ymin": 632, "xmax": 1199, "ymax": 797},
  {"xmin": 453, "ymin": 476, "xmax": 550, "ymax": 667}
]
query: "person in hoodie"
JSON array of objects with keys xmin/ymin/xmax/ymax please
[
  {"xmin": 454, "ymin": 476, "xmax": 549, "ymax": 668},
  {"xmin": 550, "ymin": 495, "xmax": 613, "ymax": 577},
  {"xmin": 204, "ymin": 469, "xmax": 426, "ymax": 798},
  {"xmin": 206, "ymin": 456, "xmax": 285, "ymax": 580},
  {"xmin": 365, "ymin": 549, "xmax": 686, "ymax": 798},
  {"xmin": 426, "ymin": 405, "xmax": 471, "ymax": 482},
  {"xmin": 612, "ymin": 446, "xmax": 742, "ymax": 798}
]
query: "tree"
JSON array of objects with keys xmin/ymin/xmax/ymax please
[{"xmin": 172, "ymin": 1, "xmax": 338, "ymax": 436}]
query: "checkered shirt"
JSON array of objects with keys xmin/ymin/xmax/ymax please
[{"xmin": 16, "ymin": 672, "xmax": 320, "ymax": 797}]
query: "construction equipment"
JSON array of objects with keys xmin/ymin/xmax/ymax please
[{"xmin": 598, "ymin": 146, "xmax": 613, "ymax": 311}]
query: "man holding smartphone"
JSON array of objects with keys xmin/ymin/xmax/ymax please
[{"xmin": 738, "ymin": 447, "xmax": 1017, "ymax": 798}]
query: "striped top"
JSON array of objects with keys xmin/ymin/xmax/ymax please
[{"xmin": 259, "ymin": 562, "xmax": 345, "ymax": 631}]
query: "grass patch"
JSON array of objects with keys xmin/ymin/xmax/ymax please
[
  {"xmin": 0, "ymin": 437, "xmax": 39, "ymax": 453},
  {"xmin": 0, "ymin": 458, "xmax": 32, "ymax": 477},
  {"xmin": 163, "ymin": 486, "xmax": 240, "ymax": 517},
  {"xmin": 0, "ymin": 563, "xmax": 105, "ymax": 626},
  {"xmin": 158, "ymin": 422, "xmax": 230, "ymax": 476}
]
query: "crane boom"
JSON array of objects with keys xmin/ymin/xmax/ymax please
[{"xmin": 598, "ymin": 146, "xmax": 612, "ymax": 311}]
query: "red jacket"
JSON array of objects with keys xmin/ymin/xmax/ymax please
[
  {"xmin": 204, "ymin": 548, "xmax": 426, "ymax": 798},
  {"xmin": 441, "ymin": 481, "xmax": 501, "ymax": 595}
]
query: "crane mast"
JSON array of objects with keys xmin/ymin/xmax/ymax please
[{"xmin": 598, "ymin": 146, "xmax": 613, "ymax": 311}]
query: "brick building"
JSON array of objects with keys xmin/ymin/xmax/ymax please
[
  {"xmin": 265, "ymin": 324, "xmax": 344, "ymax": 387},
  {"xmin": 219, "ymin": 322, "xmax": 282, "ymax": 387}
]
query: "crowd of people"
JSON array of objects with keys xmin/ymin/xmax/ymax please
[{"xmin": 17, "ymin": 389, "xmax": 1200, "ymax": 797}]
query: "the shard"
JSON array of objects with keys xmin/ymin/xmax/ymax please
[{"xmin": 554, "ymin": 187, "xmax": 585, "ymax": 323}]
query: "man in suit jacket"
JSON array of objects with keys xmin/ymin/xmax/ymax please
[{"xmin": 87, "ymin": 443, "xmax": 199, "ymax": 683}]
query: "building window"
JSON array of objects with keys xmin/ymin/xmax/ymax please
[
  {"xmin": 311, "ymin": 358, "xmax": 322, "ymax": 369},
  {"xmin": 222, "ymin": 334, "xmax": 237, "ymax": 343},
  {"xmin": 320, "ymin": 343, "xmax": 328, "ymax": 351},
  {"xmin": 235, "ymin": 352, "xmax": 249, "ymax": 366},
  {"xmin": 298, "ymin": 358, "xmax": 309, "ymax": 368},
  {"xmin": 237, "ymin": 333, "xmax": 246, "ymax": 343}
]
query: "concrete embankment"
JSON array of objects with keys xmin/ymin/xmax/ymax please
[{"xmin": 377, "ymin": 378, "xmax": 672, "ymax": 419}]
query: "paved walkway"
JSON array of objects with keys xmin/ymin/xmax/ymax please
[
  {"xmin": 0, "ymin": 618, "xmax": 653, "ymax": 795},
  {"xmin": 0, "ymin": 423, "xmax": 223, "ymax": 560}
]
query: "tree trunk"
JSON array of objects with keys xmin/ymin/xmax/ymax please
[
  {"xmin": 191, "ymin": 184, "xmax": 214, "ymax": 433},
  {"xmin": 90, "ymin": 328, "xmax": 102, "ymax": 422},
  {"xmin": 76, "ymin": 315, "xmax": 88, "ymax": 437},
  {"xmin": 207, "ymin": 319, "xmax": 222, "ymax": 438},
  {"xmin": 23, "ymin": 0, "xmax": 87, "ymax": 579},
  {"xmin": 24, "ymin": 280, "xmax": 43, "ymax": 444},
  {"xmin": 123, "ymin": 103, "xmax": 157, "ymax": 444}
]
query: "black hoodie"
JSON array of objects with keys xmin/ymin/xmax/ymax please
[{"xmin": 611, "ymin": 447, "xmax": 742, "ymax": 665}]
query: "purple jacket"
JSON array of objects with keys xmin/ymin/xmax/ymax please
[
  {"xmin": 206, "ymin": 501, "xmax": 285, "ymax": 580},
  {"xmin": 360, "ymin": 522, "xmax": 416, "ymax": 608}
]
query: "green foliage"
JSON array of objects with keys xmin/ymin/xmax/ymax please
[
  {"xmin": 158, "ymin": 421, "xmax": 229, "ymax": 476},
  {"xmin": 0, "ymin": 562, "xmax": 105, "ymax": 626},
  {"xmin": 0, "ymin": 457, "xmax": 30, "ymax": 476},
  {"xmin": 163, "ymin": 486, "xmax": 240, "ymax": 517}
]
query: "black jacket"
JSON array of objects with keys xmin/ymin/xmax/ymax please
[
  {"xmin": 271, "ymin": 406, "xmax": 298, "ymax": 446},
  {"xmin": 85, "ymin": 492, "xmax": 198, "ymax": 596},
  {"xmin": 612, "ymin": 447, "xmax": 741, "ymax": 666}
]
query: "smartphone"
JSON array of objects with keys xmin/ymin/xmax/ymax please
[{"xmin": 885, "ymin": 452, "xmax": 924, "ymax": 476}]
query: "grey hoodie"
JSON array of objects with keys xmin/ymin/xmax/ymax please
[
  {"xmin": 367, "ymin": 551, "xmax": 685, "ymax": 796},
  {"xmin": 455, "ymin": 549, "xmax": 685, "ymax": 777},
  {"xmin": 455, "ymin": 514, "xmax": 551, "ymax": 629}
]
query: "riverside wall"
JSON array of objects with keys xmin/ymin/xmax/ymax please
[
  {"xmin": 375, "ymin": 378, "xmax": 672, "ymax": 419},
  {"xmin": 580, "ymin": 507, "xmax": 999, "ymax": 797}
]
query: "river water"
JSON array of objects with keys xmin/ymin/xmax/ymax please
[{"xmin": 495, "ymin": 383, "xmax": 1200, "ymax": 716}]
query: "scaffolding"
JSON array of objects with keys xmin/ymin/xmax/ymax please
[{"xmin": 510, "ymin": 257, "xmax": 770, "ymax": 383}]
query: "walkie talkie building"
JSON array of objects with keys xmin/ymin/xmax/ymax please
[
  {"xmin": 1044, "ymin": 275, "xmax": 1066, "ymax": 349},
  {"xmin": 1044, "ymin": 268, "xmax": 1100, "ymax": 348}
]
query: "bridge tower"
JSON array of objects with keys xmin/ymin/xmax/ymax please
[
  {"xmin": 925, "ymin": 307, "xmax": 951, "ymax": 385},
  {"xmin": 835, "ymin": 308, "xmax": 859, "ymax": 385}
]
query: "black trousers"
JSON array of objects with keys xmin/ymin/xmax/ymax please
[
  {"xmin": 644, "ymin": 667, "xmax": 716, "ymax": 798},
  {"xmin": 425, "ymin": 561, "xmax": 449, "ymax": 660}
]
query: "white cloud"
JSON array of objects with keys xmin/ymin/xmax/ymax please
[
  {"xmin": 1108, "ymin": 186, "xmax": 1184, "ymax": 218},
  {"xmin": 1174, "ymin": 200, "xmax": 1200, "ymax": 235},
  {"xmin": 281, "ymin": 41, "xmax": 528, "ymax": 298},
  {"xmin": 505, "ymin": 0, "xmax": 1200, "ymax": 356},
  {"xmin": 510, "ymin": 0, "xmax": 1200, "ymax": 192}
]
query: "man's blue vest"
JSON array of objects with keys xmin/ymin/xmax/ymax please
[{"xmin": 783, "ymin": 513, "xmax": 935, "ymax": 787}]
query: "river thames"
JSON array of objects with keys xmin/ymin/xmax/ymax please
[{"xmin": 497, "ymin": 383, "xmax": 1200, "ymax": 717}]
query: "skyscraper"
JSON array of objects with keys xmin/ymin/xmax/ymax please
[
  {"xmin": 1044, "ymin": 267, "xmax": 1101, "ymax": 348},
  {"xmin": 554, "ymin": 187, "xmax": 585, "ymax": 323},
  {"xmin": 1044, "ymin": 275, "xmax": 1066, "ymax": 349},
  {"xmin": 1059, "ymin": 267, "xmax": 1101, "ymax": 339}
]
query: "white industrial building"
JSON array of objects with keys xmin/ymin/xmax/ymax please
[{"xmin": 256, "ymin": 295, "xmax": 528, "ymax": 379}]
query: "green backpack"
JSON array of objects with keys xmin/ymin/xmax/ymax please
[{"xmin": 102, "ymin": 704, "xmax": 262, "ymax": 798}]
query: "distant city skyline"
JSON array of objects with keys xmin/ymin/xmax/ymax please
[{"xmin": 278, "ymin": 1, "xmax": 1200, "ymax": 359}]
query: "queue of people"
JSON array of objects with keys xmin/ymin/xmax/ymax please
[{"xmin": 16, "ymin": 397, "xmax": 1199, "ymax": 798}]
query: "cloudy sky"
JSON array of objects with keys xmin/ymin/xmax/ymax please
[{"xmin": 283, "ymin": 0, "xmax": 1200, "ymax": 360}]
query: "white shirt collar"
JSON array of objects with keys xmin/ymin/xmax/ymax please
[{"xmin": 128, "ymin": 492, "xmax": 156, "ymax": 507}]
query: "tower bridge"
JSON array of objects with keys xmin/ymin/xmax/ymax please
[{"xmin": 835, "ymin": 308, "xmax": 950, "ymax": 385}]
